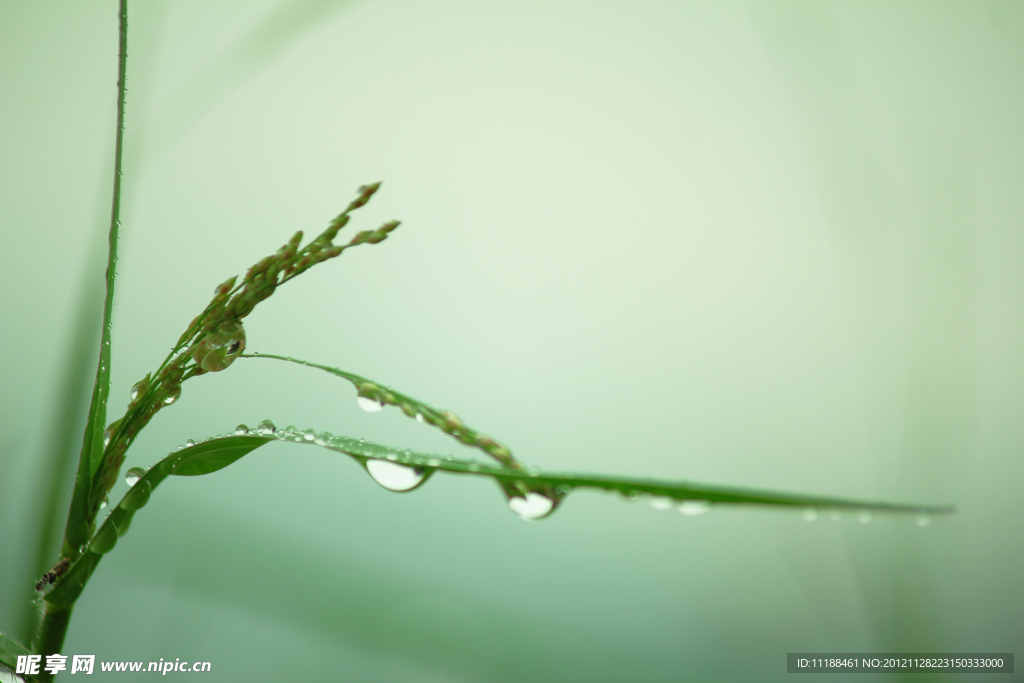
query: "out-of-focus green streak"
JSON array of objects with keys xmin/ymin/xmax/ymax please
[{"xmin": 15, "ymin": 232, "xmax": 104, "ymax": 644}]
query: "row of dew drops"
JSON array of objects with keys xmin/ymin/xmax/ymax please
[{"xmin": 103, "ymin": 384, "xmax": 934, "ymax": 526}]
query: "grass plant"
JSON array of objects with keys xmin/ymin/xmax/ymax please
[{"xmin": 0, "ymin": 3, "xmax": 954, "ymax": 681}]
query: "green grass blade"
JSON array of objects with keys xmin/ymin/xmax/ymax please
[
  {"xmin": 16, "ymin": 234, "xmax": 105, "ymax": 643},
  {"xmin": 43, "ymin": 425, "xmax": 952, "ymax": 609},
  {"xmin": 0, "ymin": 631, "xmax": 30, "ymax": 673},
  {"xmin": 60, "ymin": 0, "xmax": 129, "ymax": 559},
  {"xmin": 169, "ymin": 436, "xmax": 270, "ymax": 476},
  {"xmin": 241, "ymin": 353, "xmax": 525, "ymax": 470}
]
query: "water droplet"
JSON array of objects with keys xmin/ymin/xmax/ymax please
[
  {"xmin": 357, "ymin": 395, "xmax": 384, "ymax": 412},
  {"xmin": 427, "ymin": 458, "xmax": 441, "ymax": 467},
  {"xmin": 365, "ymin": 459, "xmax": 429, "ymax": 492},
  {"xmin": 415, "ymin": 412, "xmax": 424, "ymax": 423},
  {"xmin": 185, "ymin": 439, "xmax": 195, "ymax": 448},
  {"xmin": 99, "ymin": 496, "xmax": 109, "ymax": 510},
  {"xmin": 163, "ymin": 385, "xmax": 181, "ymax": 405},
  {"xmin": 314, "ymin": 433, "xmax": 329, "ymax": 446},
  {"xmin": 508, "ymin": 492, "xmax": 556, "ymax": 520},
  {"xmin": 120, "ymin": 478, "xmax": 152, "ymax": 511},
  {"xmin": 103, "ymin": 424, "xmax": 116, "ymax": 448},
  {"xmin": 915, "ymin": 513, "xmax": 931, "ymax": 527},
  {"xmin": 235, "ymin": 424, "xmax": 249, "ymax": 435},
  {"xmin": 649, "ymin": 497, "xmax": 674, "ymax": 510},
  {"xmin": 858, "ymin": 510, "xmax": 872, "ymax": 524},
  {"xmin": 678, "ymin": 500, "xmax": 712, "ymax": 516},
  {"xmin": 129, "ymin": 377, "xmax": 148, "ymax": 402},
  {"xmin": 90, "ymin": 523, "xmax": 118, "ymax": 554},
  {"xmin": 257, "ymin": 420, "xmax": 276, "ymax": 435},
  {"xmin": 125, "ymin": 467, "xmax": 145, "ymax": 486},
  {"xmin": 802, "ymin": 507, "xmax": 819, "ymax": 522},
  {"xmin": 302, "ymin": 429, "xmax": 315, "ymax": 442}
]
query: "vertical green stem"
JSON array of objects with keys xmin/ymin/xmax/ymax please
[
  {"xmin": 35, "ymin": 0, "xmax": 129, "ymax": 660},
  {"xmin": 60, "ymin": 0, "xmax": 129, "ymax": 558},
  {"xmin": 30, "ymin": 603, "xmax": 74, "ymax": 683}
]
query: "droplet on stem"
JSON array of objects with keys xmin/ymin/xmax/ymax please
[
  {"xmin": 678, "ymin": 500, "xmax": 712, "ymax": 516},
  {"xmin": 508, "ymin": 492, "xmax": 556, "ymax": 520},
  {"xmin": 125, "ymin": 467, "xmax": 146, "ymax": 487},
  {"xmin": 356, "ymin": 395, "xmax": 384, "ymax": 413},
  {"xmin": 649, "ymin": 497, "xmax": 674, "ymax": 510},
  {"xmin": 163, "ymin": 385, "xmax": 181, "ymax": 405},
  {"xmin": 365, "ymin": 459, "xmax": 430, "ymax": 492}
]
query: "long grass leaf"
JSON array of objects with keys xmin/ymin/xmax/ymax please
[
  {"xmin": 59, "ymin": 0, "xmax": 129, "ymax": 559},
  {"xmin": 42, "ymin": 428, "xmax": 954, "ymax": 605},
  {"xmin": 241, "ymin": 353, "xmax": 525, "ymax": 469}
]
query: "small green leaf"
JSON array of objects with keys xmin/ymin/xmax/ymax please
[
  {"xmin": 0, "ymin": 631, "xmax": 30, "ymax": 673},
  {"xmin": 170, "ymin": 436, "xmax": 272, "ymax": 476}
]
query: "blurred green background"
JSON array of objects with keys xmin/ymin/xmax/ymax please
[{"xmin": 1, "ymin": 1, "xmax": 1022, "ymax": 680}]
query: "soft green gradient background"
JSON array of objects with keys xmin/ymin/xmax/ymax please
[{"xmin": 2, "ymin": 1, "xmax": 1022, "ymax": 681}]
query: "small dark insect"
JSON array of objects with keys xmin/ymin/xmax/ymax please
[{"xmin": 35, "ymin": 557, "xmax": 71, "ymax": 592}]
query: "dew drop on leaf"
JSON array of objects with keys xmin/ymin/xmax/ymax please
[
  {"xmin": 415, "ymin": 413, "xmax": 425, "ymax": 423},
  {"xmin": 678, "ymin": 500, "xmax": 712, "ymax": 516},
  {"xmin": 99, "ymin": 496, "xmax": 108, "ymax": 510},
  {"xmin": 257, "ymin": 420, "xmax": 276, "ymax": 435},
  {"xmin": 163, "ymin": 385, "xmax": 181, "ymax": 405},
  {"xmin": 302, "ymin": 429, "xmax": 316, "ymax": 442},
  {"xmin": 235, "ymin": 424, "xmax": 249, "ymax": 435},
  {"xmin": 357, "ymin": 395, "xmax": 384, "ymax": 413},
  {"xmin": 649, "ymin": 497, "xmax": 674, "ymax": 510},
  {"xmin": 125, "ymin": 467, "xmax": 145, "ymax": 487},
  {"xmin": 802, "ymin": 507, "xmax": 819, "ymax": 522},
  {"xmin": 508, "ymin": 492, "xmax": 556, "ymax": 520},
  {"xmin": 365, "ymin": 459, "xmax": 429, "ymax": 492},
  {"xmin": 129, "ymin": 377, "xmax": 148, "ymax": 401},
  {"xmin": 185, "ymin": 439, "xmax": 195, "ymax": 448}
]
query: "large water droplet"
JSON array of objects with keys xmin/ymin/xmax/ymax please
[
  {"xmin": 120, "ymin": 479, "xmax": 152, "ymax": 511},
  {"xmin": 125, "ymin": 467, "xmax": 145, "ymax": 486},
  {"xmin": 235, "ymin": 424, "xmax": 249, "ymax": 435},
  {"xmin": 163, "ymin": 385, "xmax": 181, "ymax": 405},
  {"xmin": 508, "ymin": 492, "xmax": 556, "ymax": 520},
  {"xmin": 365, "ymin": 459, "xmax": 429, "ymax": 492},
  {"xmin": 415, "ymin": 412, "xmax": 425, "ymax": 423},
  {"xmin": 357, "ymin": 395, "xmax": 384, "ymax": 413},
  {"xmin": 90, "ymin": 523, "xmax": 117, "ymax": 555},
  {"xmin": 302, "ymin": 429, "xmax": 316, "ymax": 442},
  {"xmin": 649, "ymin": 497, "xmax": 674, "ymax": 510},
  {"xmin": 678, "ymin": 500, "xmax": 712, "ymax": 516},
  {"xmin": 803, "ymin": 507, "xmax": 819, "ymax": 522},
  {"xmin": 915, "ymin": 513, "xmax": 931, "ymax": 527},
  {"xmin": 257, "ymin": 420, "xmax": 276, "ymax": 435},
  {"xmin": 130, "ymin": 377, "xmax": 148, "ymax": 402},
  {"xmin": 185, "ymin": 439, "xmax": 196, "ymax": 448}
]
